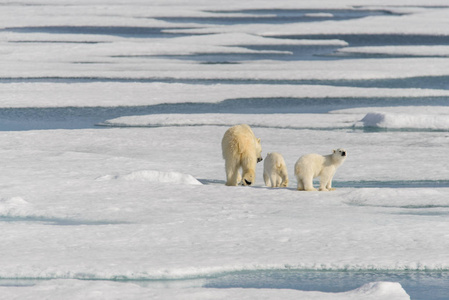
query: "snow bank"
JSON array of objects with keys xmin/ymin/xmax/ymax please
[
  {"xmin": 356, "ymin": 112, "xmax": 449, "ymax": 130},
  {"xmin": 349, "ymin": 282, "xmax": 409, "ymax": 300},
  {"xmin": 0, "ymin": 197, "xmax": 33, "ymax": 217},
  {"xmin": 97, "ymin": 170, "xmax": 202, "ymax": 185}
]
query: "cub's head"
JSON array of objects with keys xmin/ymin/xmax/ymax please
[
  {"xmin": 256, "ymin": 138, "xmax": 263, "ymax": 163},
  {"xmin": 332, "ymin": 148, "xmax": 347, "ymax": 164},
  {"xmin": 241, "ymin": 169, "xmax": 256, "ymax": 186}
]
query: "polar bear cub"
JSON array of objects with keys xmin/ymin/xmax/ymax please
[
  {"xmin": 294, "ymin": 148, "xmax": 347, "ymax": 191},
  {"xmin": 222, "ymin": 124, "xmax": 262, "ymax": 186},
  {"xmin": 263, "ymin": 152, "xmax": 289, "ymax": 188}
]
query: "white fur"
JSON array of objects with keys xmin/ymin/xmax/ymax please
[
  {"xmin": 294, "ymin": 148, "xmax": 347, "ymax": 191},
  {"xmin": 263, "ymin": 152, "xmax": 289, "ymax": 188},
  {"xmin": 221, "ymin": 124, "xmax": 262, "ymax": 186}
]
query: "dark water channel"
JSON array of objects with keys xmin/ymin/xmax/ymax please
[{"xmin": 0, "ymin": 96, "xmax": 447, "ymax": 131}]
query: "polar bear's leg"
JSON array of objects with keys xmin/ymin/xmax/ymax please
[
  {"xmin": 263, "ymin": 172, "xmax": 271, "ymax": 187},
  {"xmin": 241, "ymin": 155, "xmax": 256, "ymax": 186},
  {"xmin": 296, "ymin": 174, "xmax": 306, "ymax": 190},
  {"xmin": 225, "ymin": 159, "xmax": 240, "ymax": 186},
  {"xmin": 279, "ymin": 167, "xmax": 289, "ymax": 187},
  {"xmin": 237, "ymin": 171, "xmax": 242, "ymax": 184},
  {"xmin": 241, "ymin": 168, "xmax": 255, "ymax": 186},
  {"xmin": 320, "ymin": 169, "xmax": 336, "ymax": 191},
  {"xmin": 268, "ymin": 174, "xmax": 279, "ymax": 187},
  {"xmin": 274, "ymin": 174, "xmax": 282, "ymax": 187},
  {"xmin": 303, "ymin": 176, "xmax": 317, "ymax": 191},
  {"xmin": 326, "ymin": 178, "xmax": 335, "ymax": 191},
  {"xmin": 280, "ymin": 177, "xmax": 289, "ymax": 187},
  {"xmin": 296, "ymin": 179, "xmax": 304, "ymax": 191},
  {"xmin": 319, "ymin": 175, "xmax": 332, "ymax": 191}
]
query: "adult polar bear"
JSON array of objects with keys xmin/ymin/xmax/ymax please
[
  {"xmin": 295, "ymin": 148, "xmax": 347, "ymax": 191},
  {"xmin": 222, "ymin": 124, "xmax": 262, "ymax": 186}
]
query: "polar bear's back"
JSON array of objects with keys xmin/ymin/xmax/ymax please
[
  {"xmin": 294, "ymin": 153, "xmax": 326, "ymax": 178},
  {"xmin": 264, "ymin": 152, "xmax": 286, "ymax": 170},
  {"xmin": 222, "ymin": 124, "xmax": 257, "ymax": 158}
]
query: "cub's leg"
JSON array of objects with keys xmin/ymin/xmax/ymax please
[
  {"xmin": 263, "ymin": 172, "xmax": 272, "ymax": 187},
  {"xmin": 303, "ymin": 176, "xmax": 317, "ymax": 192},
  {"xmin": 296, "ymin": 178, "xmax": 304, "ymax": 191},
  {"xmin": 320, "ymin": 171, "xmax": 335, "ymax": 191}
]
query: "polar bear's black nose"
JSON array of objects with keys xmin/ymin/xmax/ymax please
[
  {"xmin": 244, "ymin": 179, "xmax": 252, "ymax": 185},
  {"xmin": 257, "ymin": 157, "xmax": 263, "ymax": 163},
  {"xmin": 342, "ymin": 151, "xmax": 346, "ymax": 156}
]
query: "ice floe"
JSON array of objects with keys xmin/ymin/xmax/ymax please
[
  {"xmin": 100, "ymin": 113, "xmax": 361, "ymax": 129},
  {"xmin": 2, "ymin": 0, "xmax": 449, "ymax": 298}
]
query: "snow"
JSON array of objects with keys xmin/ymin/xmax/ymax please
[
  {"xmin": 0, "ymin": 197, "xmax": 33, "ymax": 217},
  {"xmin": 97, "ymin": 170, "xmax": 203, "ymax": 185},
  {"xmin": 2, "ymin": 0, "xmax": 449, "ymax": 298},
  {"xmin": 0, "ymin": 126, "xmax": 448, "ymax": 299}
]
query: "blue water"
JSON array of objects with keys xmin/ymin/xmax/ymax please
[
  {"xmin": 0, "ymin": 96, "xmax": 448, "ymax": 131},
  {"xmin": 204, "ymin": 270, "xmax": 449, "ymax": 300},
  {"xmin": 206, "ymin": 270, "xmax": 448, "ymax": 299},
  {"xmin": 2, "ymin": 5, "xmax": 449, "ymax": 299}
]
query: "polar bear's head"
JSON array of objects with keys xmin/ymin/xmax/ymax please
[
  {"xmin": 255, "ymin": 138, "xmax": 263, "ymax": 163},
  {"xmin": 332, "ymin": 148, "xmax": 347, "ymax": 164}
]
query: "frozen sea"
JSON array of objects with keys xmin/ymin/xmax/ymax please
[{"xmin": 1, "ymin": 0, "xmax": 449, "ymax": 299}]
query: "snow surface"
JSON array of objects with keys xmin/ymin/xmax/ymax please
[
  {"xmin": 97, "ymin": 170, "xmax": 203, "ymax": 185},
  {"xmin": 0, "ymin": 125, "xmax": 447, "ymax": 300},
  {"xmin": 2, "ymin": 0, "xmax": 449, "ymax": 298}
]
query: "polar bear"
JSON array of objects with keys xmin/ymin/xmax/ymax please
[
  {"xmin": 222, "ymin": 124, "xmax": 262, "ymax": 186},
  {"xmin": 263, "ymin": 152, "xmax": 289, "ymax": 188},
  {"xmin": 294, "ymin": 148, "xmax": 347, "ymax": 191}
]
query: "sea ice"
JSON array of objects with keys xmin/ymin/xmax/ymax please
[{"xmin": 1, "ymin": 0, "xmax": 449, "ymax": 298}]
